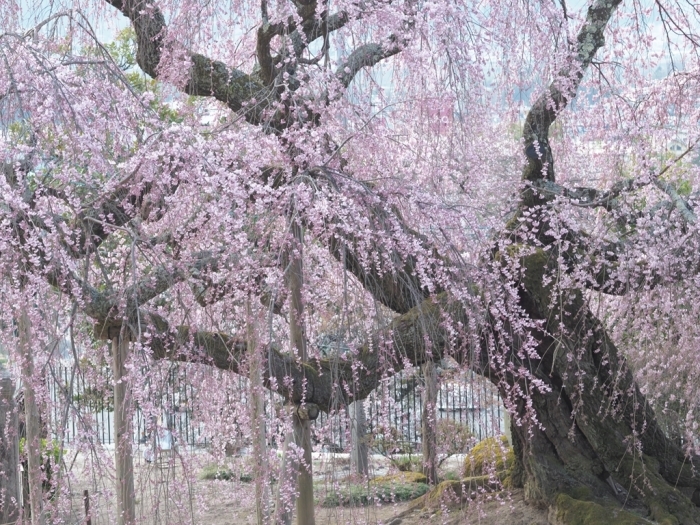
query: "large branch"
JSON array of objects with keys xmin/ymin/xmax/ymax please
[
  {"xmin": 141, "ymin": 293, "xmax": 470, "ymax": 412},
  {"xmin": 532, "ymin": 136, "xmax": 700, "ymax": 217},
  {"xmin": 328, "ymin": 229, "xmax": 438, "ymax": 315},
  {"xmin": 532, "ymin": 176, "xmax": 699, "ymax": 295},
  {"xmin": 258, "ymin": 6, "xmax": 352, "ymax": 85},
  {"xmin": 63, "ymin": 236, "xmax": 446, "ymax": 415},
  {"xmin": 315, "ymin": 168, "xmax": 444, "ymax": 314},
  {"xmin": 7, "ymin": 159, "xmax": 174, "ymax": 259},
  {"xmin": 64, "ymin": 214, "xmax": 470, "ymax": 413},
  {"xmin": 522, "ymin": 0, "xmax": 622, "ymax": 184},
  {"xmin": 532, "ymin": 178, "xmax": 640, "ymax": 211},
  {"xmin": 562, "ymin": 231, "xmax": 700, "ymax": 296},
  {"xmin": 48, "ymin": 251, "xmax": 221, "ymax": 323},
  {"xmin": 104, "ymin": 0, "xmax": 270, "ymax": 123},
  {"xmin": 297, "ymin": 11, "xmax": 350, "ymax": 52},
  {"xmin": 654, "ymin": 179, "xmax": 697, "ymax": 224},
  {"xmin": 335, "ymin": 39, "xmax": 403, "ymax": 88}
]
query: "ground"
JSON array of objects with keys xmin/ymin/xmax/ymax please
[
  {"xmin": 195, "ymin": 485, "xmax": 549, "ymax": 525},
  {"xmin": 60, "ymin": 450, "xmax": 551, "ymax": 525}
]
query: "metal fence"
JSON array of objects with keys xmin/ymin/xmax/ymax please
[
  {"xmin": 316, "ymin": 370, "xmax": 504, "ymax": 452},
  {"xmin": 47, "ymin": 362, "xmax": 504, "ymax": 452},
  {"xmin": 47, "ymin": 363, "xmax": 209, "ymax": 448}
]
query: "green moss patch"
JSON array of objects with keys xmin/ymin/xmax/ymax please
[
  {"xmin": 551, "ymin": 494, "xmax": 652, "ymax": 525},
  {"xmin": 616, "ymin": 454, "xmax": 695, "ymax": 525},
  {"xmin": 406, "ymin": 474, "xmax": 509, "ymax": 511},
  {"xmin": 463, "ymin": 436, "xmax": 514, "ymax": 477},
  {"xmin": 372, "ymin": 471, "xmax": 427, "ymax": 485}
]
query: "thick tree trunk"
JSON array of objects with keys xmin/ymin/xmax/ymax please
[{"xmin": 501, "ymin": 248, "xmax": 700, "ymax": 524}]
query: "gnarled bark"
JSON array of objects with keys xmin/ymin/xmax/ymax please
[{"xmin": 500, "ymin": 247, "xmax": 700, "ymax": 524}]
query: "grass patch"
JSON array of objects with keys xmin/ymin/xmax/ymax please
[
  {"xmin": 393, "ymin": 455, "xmax": 422, "ymax": 472},
  {"xmin": 199, "ymin": 464, "xmax": 235, "ymax": 481},
  {"xmin": 440, "ymin": 469, "xmax": 461, "ymax": 482},
  {"xmin": 198, "ymin": 464, "xmax": 252, "ymax": 482},
  {"xmin": 321, "ymin": 481, "xmax": 429, "ymax": 507}
]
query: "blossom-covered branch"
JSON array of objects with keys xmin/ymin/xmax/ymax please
[
  {"xmin": 522, "ymin": 0, "xmax": 623, "ymax": 184},
  {"xmin": 105, "ymin": 0, "xmax": 270, "ymax": 121},
  {"xmin": 141, "ymin": 293, "xmax": 473, "ymax": 412}
]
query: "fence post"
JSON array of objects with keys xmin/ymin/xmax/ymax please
[{"xmin": 0, "ymin": 365, "xmax": 20, "ymax": 524}]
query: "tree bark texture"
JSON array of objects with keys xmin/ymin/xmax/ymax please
[{"xmin": 500, "ymin": 248, "xmax": 700, "ymax": 524}]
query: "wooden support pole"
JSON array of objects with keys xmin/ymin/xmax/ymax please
[
  {"xmin": 275, "ymin": 403, "xmax": 319, "ymax": 525},
  {"xmin": 422, "ymin": 361, "xmax": 438, "ymax": 485},
  {"xmin": 0, "ymin": 366, "xmax": 20, "ymax": 525},
  {"xmin": 112, "ymin": 330, "xmax": 135, "ymax": 525},
  {"xmin": 286, "ymin": 219, "xmax": 315, "ymax": 525},
  {"xmin": 350, "ymin": 400, "xmax": 368, "ymax": 476},
  {"xmin": 18, "ymin": 309, "xmax": 45, "ymax": 525},
  {"xmin": 274, "ymin": 426, "xmax": 295, "ymax": 525},
  {"xmin": 294, "ymin": 415, "xmax": 314, "ymax": 525},
  {"xmin": 83, "ymin": 489, "xmax": 92, "ymax": 525},
  {"xmin": 247, "ymin": 298, "xmax": 270, "ymax": 525}
]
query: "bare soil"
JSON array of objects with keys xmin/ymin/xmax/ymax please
[
  {"xmin": 63, "ymin": 451, "xmax": 550, "ymax": 525},
  {"xmin": 195, "ymin": 484, "xmax": 549, "ymax": 525}
]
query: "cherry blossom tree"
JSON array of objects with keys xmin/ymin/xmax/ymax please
[{"xmin": 3, "ymin": 0, "xmax": 700, "ymax": 523}]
